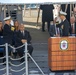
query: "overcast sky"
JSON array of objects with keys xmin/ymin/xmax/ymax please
[{"xmin": 0, "ymin": 0, "xmax": 75, "ymax": 4}]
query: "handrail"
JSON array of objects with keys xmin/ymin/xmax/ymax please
[
  {"xmin": 9, "ymin": 62, "xmax": 25, "ymax": 67},
  {"xmin": 10, "ymin": 56, "xmax": 24, "ymax": 61},
  {"xmin": 0, "ymin": 43, "xmax": 45, "ymax": 75}
]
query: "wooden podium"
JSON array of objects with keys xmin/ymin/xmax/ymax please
[{"xmin": 48, "ymin": 37, "xmax": 76, "ymax": 71}]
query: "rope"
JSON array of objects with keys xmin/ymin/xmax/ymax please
[
  {"xmin": 10, "ymin": 67, "xmax": 25, "ymax": 72},
  {"xmin": 10, "ymin": 56, "xmax": 24, "ymax": 61},
  {"xmin": 0, "ymin": 67, "xmax": 6, "ymax": 71},
  {"xmin": 15, "ymin": 44, "xmax": 24, "ymax": 50},
  {"xmin": 9, "ymin": 44, "xmax": 25, "ymax": 50},
  {"xmin": 8, "ymin": 44, "xmax": 15, "ymax": 49},
  {"xmin": 9, "ymin": 62, "xmax": 25, "ymax": 67},
  {"xmin": 0, "ymin": 61, "xmax": 6, "ymax": 65},
  {"xmin": 0, "ymin": 56, "xmax": 5, "ymax": 60},
  {"xmin": 0, "ymin": 44, "xmax": 5, "ymax": 47},
  {"xmin": 9, "ymin": 43, "xmax": 47, "ymax": 49}
]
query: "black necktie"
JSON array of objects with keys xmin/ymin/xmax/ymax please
[
  {"xmin": 72, "ymin": 24, "xmax": 75, "ymax": 34},
  {"xmin": 60, "ymin": 28, "xmax": 62, "ymax": 36}
]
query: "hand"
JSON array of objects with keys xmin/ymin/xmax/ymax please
[
  {"xmin": 54, "ymin": 17, "xmax": 57, "ymax": 24},
  {"xmin": 21, "ymin": 39, "xmax": 27, "ymax": 44}
]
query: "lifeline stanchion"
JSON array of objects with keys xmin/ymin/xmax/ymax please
[
  {"xmin": 24, "ymin": 42, "xmax": 28, "ymax": 75},
  {"xmin": 28, "ymin": 53, "xmax": 45, "ymax": 75},
  {"xmin": 8, "ymin": 43, "xmax": 45, "ymax": 75},
  {"xmin": 0, "ymin": 44, "xmax": 6, "ymax": 75},
  {"xmin": 5, "ymin": 43, "xmax": 9, "ymax": 75}
]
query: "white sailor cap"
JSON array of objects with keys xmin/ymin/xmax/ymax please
[
  {"xmin": 4, "ymin": 16, "xmax": 11, "ymax": 21},
  {"xmin": 59, "ymin": 11, "xmax": 67, "ymax": 16}
]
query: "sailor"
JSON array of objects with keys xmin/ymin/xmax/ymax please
[
  {"xmin": 56, "ymin": 11, "xmax": 70, "ymax": 36},
  {"xmin": 3, "ymin": 16, "xmax": 14, "ymax": 63}
]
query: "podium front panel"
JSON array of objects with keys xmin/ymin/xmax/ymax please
[{"xmin": 48, "ymin": 37, "xmax": 76, "ymax": 71}]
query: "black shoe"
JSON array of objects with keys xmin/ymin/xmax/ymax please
[{"xmin": 13, "ymin": 52, "xmax": 17, "ymax": 58}]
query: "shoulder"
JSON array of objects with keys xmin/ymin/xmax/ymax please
[
  {"xmin": 25, "ymin": 30, "xmax": 30, "ymax": 35},
  {"xmin": 4, "ymin": 24, "xmax": 8, "ymax": 26},
  {"xmin": 64, "ymin": 19, "xmax": 68, "ymax": 22},
  {"xmin": 4, "ymin": 24, "xmax": 7, "ymax": 27},
  {"xmin": 50, "ymin": 4, "xmax": 54, "ymax": 8},
  {"xmin": 4, "ymin": 24, "xmax": 9, "ymax": 28},
  {"xmin": 25, "ymin": 30, "xmax": 29, "ymax": 33},
  {"xmin": 3, "ymin": 24, "xmax": 9, "ymax": 30},
  {"xmin": 65, "ymin": 19, "xmax": 70, "ymax": 24}
]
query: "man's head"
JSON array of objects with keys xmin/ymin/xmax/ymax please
[
  {"xmin": 4, "ymin": 16, "xmax": 11, "ymax": 25},
  {"xmin": 19, "ymin": 24, "xmax": 25, "ymax": 31},
  {"xmin": 70, "ymin": 16, "xmax": 75, "ymax": 24},
  {"xmin": 59, "ymin": 11, "xmax": 67, "ymax": 20}
]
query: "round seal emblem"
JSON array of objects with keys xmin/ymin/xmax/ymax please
[{"xmin": 60, "ymin": 40, "xmax": 68, "ymax": 51}]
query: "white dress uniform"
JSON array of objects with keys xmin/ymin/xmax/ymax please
[{"xmin": 53, "ymin": 4, "xmax": 61, "ymax": 23}]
